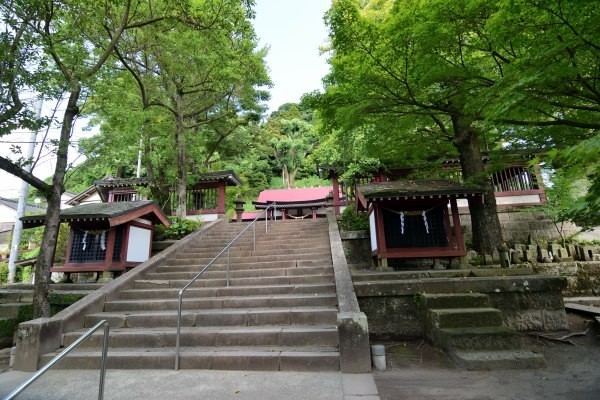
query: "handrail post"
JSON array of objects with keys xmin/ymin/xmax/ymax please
[
  {"xmin": 172, "ymin": 203, "xmax": 275, "ymax": 372},
  {"xmin": 98, "ymin": 322, "xmax": 110, "ymax": 400},
  {"xmin": 227, "ymin": 247, "xmax": 231, "ymax": 287},
  {"xmin": 175, "ymin": 292, "xmax": 183, "ymax": 371}
]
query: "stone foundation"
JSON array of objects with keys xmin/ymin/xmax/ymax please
[{"xmin": 340, "ymin": 230, "xmax": 372, "ymax": 269}]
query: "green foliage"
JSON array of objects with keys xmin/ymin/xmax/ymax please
[
  {"xmin": 269, "ymin": 176, "xmax": 331, "ymax": 190},
  {"xmin": 548, "ymin": 133, "xmax": 600, "ymax": 230},
  {"xmin": 0, "ymin": 262, "xmax": 31, "ymax": 284},
  {"xmin": 17, "ymin": 223, "xmax": 69, "ymax": 262},
  {"xmin": 0, "ymin": 262, "xmax": 7, "ymax": 284},
  {"xmin": 155, "ymin": 217, "xmax": 203, "ymax": 240},
  {"xmin": 269, "ymin": 117, "xmax": 320, "ymax": 188},
  {"xmin": 338, "ymin": 205, "xmax": 369, "ymax": 231}
]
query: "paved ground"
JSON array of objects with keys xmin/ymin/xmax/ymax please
[
  {"xmin": 1, "ymin": 313, "xmax": 598, "ymax": 400},
  {"xmin": 0, "ymin": 370, "xmax": 380, "ymax": 400},
  {"xmin": 375, "ymin": 313, "xmax": 600, "ymax": 400}
]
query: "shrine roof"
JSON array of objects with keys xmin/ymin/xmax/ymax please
[
  {"xmin": 94, "ymin": 176, "xmax": 148, "ymax": 188},
  {"xmin": 192, "ymin": 170, "xmax": 242, "ymax": 186},
  {"xmin": 256, "ymin": 187, "xmax": 333, "ymax": 203},
  {"xmin": 357, "ymin": 180, "xmax": 484, "ymax": 200},
  {"xmin": 20, "ymin": 201, "xmax": 170, "ymax": 228}
]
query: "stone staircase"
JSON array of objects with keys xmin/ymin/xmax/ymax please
[
  {"xmin": 41, "ymin": 219, "xmax": 340, "ymax": 371},
  {"xmin": 421, "ymin": 293, "xmax": 545, "ymax": 370}
]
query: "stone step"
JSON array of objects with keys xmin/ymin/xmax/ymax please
[
  {"xmin": 84, "ymin": 307, "xmax": 338, "ymax": 328},
  {"xmin": 170, "ymin": 252, "xmax": 331, "ymax": 265},
  {"xmin": 174, "ymin": 246, "xmax": 331, "ymax": 258},
  {"xmin": 185, "ymin": 238, "xmax": 330, "ymax": 249},
  {"xmin": 420, "ymin": 293, "xmax": 490, "ymax": 310},
  {"xmin": 41, "ymin": 347, "xmax": 340, "ymax": 371},
  {"xmin": 104, "ymin": 293, "xmax": 338, "ymax": 312},
  {"xmin": 156, "ymin": 259, "xmax": 331, "ymax": 273},
  {"xmin": 62, "ymin": 326, "xmax": 339, "ymax": 348},
  {"xmin": 428, "ymin": 308, "xmax": 504, "ymax": 329},
  {"xmin": 119, "ymin": 283, "xmax": 336, "ymax": 299},
  {"xmin": 145, "ymin": 266, "xmax": 334, "ymax": 281},
  {"xmin": 352, "ymin": 267, "xmax": 535, "ymax": 282},
  {"xmin": 431, "ymin": 326, "xmax": 522, "ymax": 351},
  {"xmin": 449, "ymin": 349, "xmax": 546, "ymax": 370},
  {"xmin": 134, "ymin": 274, "xmax": 335, "ymax": 289},
  {"xmin": 189, "ymin": 232, "xmax": 329, "ymax": 243}
]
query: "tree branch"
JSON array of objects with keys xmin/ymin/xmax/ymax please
[{"xmin": 0, "ymin": 156, "xmax": 52, "ymax": 196}]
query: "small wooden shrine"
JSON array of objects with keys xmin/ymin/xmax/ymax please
[
  {"xmin": 356, "ymin": 180, "xmax": 484, "ymax": 267},
  {"xmin": 21, "ymin": 201, "xmax": 169, "ymax": 278}
]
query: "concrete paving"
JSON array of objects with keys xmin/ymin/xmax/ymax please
[{"xmin": 0, "ymin": 369, "xmax": 380, "ymax": 400}]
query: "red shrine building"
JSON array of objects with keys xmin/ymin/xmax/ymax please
[
  {"xmin": 252, "ymin": 186, "xmax": 346, "ymax": 220},
  {"xmin": 21, "ymin": 201, "xmax": 170, "ymax": 280}
]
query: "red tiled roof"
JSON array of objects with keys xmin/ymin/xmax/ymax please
[{"xmin": 257, "ymin": 187, "xmax": 334, "ymax": 203}]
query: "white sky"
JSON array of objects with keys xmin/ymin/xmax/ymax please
[
  {"xmin": 253, "ymin": 0, "xmax": 331, "ymax": 113},
  {"xmin": 0, "ymin": 1, "xmax": 331, "ymax": 199}
]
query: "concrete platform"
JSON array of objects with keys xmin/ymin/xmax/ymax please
[{"xmin": 0, "ymin": 370, "xmax": 380, "ymax": 400}]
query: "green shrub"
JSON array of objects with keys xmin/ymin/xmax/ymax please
[
  {"xmin": 338, "ymin": 205, "xmax": 369, "ymax": 231},
  {"xmin": 155, "ymin": 217, "xmax": 203, "ymax": 240}
]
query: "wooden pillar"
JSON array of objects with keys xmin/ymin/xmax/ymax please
[
  {"xmin": 332, "ymin": 175, "xmax": 341, "ymax": 216},
  {"xmin": 312, "ymin": 207, "xmax": 317, "ymax": 219},
  {"xmin": 65, "ymin": 226, "xmax": 75, "ymax": 265},
  {"xmin": 441, "ymin": 204, "xmax": 454, "ymax": 249},
  {"xmin": 217, "ymin": 184, "xmax": 226, "ymax": 214},
  {"xmin": 375, "ymin": 205, "xmax": 387, "ymax": 259},
  {"xmin": 282, "ymin": 209, "xmax": 287, "ymax": 220},
  {"xmin": 450, "ymin": 197, "xmax": 465, "ymax": 252},
  {"xmin": 104, "ymin": 228, "xmax": 116, "ymax": 268}
]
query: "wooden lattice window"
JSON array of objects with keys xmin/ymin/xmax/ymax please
[
  {"xmin": 383, "ymin": 206, "xmax": 448, "ymax": 248},
  {"xmin": 69, "ymin": 228, "xmax": 107, "ymax": 263},
  {"xmin": 492, "ymin": 166, "xmax": 539, "ymax": 192}
]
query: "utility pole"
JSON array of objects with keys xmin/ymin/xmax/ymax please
[{"xmin": 7, "ymin": 97, "xmax": 43, "ymax": 283}]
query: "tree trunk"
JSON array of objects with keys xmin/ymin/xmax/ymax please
[
  {"xmin": 451, "ymin": 114, "xmax": 503, "ymax": 255},
  {"xmin": 174, "ymin": 92, "xmax": 187, "ymax": 219},
  {"xmin": 282, "ymin": 165, "xmax": 290, "ymax": 189},
  {"xmin": 288, "ymin": 168, "xmax": 297, "ymax": 189},
  {"xmin": 32, "ymin": 87, "xmax": 80, "ymax": 318}
]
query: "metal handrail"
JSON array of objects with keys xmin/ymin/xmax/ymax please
[
  {"xmin": 174, "ymin": 202, "xmax": 277, "ymax": 370},
  {"xmin": 4, "ymin": 319, "xmax": 110, "ymax": 400}
]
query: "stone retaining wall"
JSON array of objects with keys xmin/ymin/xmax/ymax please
[
  {"xmin": 532, "ymin": 261, "xmax": 600, "ymax": 296},
  {"xmin": 354, "ymin": 275, "xmax": 568, "ymax": 340},
  {"xmin": 460, "ymin": 208, "xmax": 581, "ymax": 243}
]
